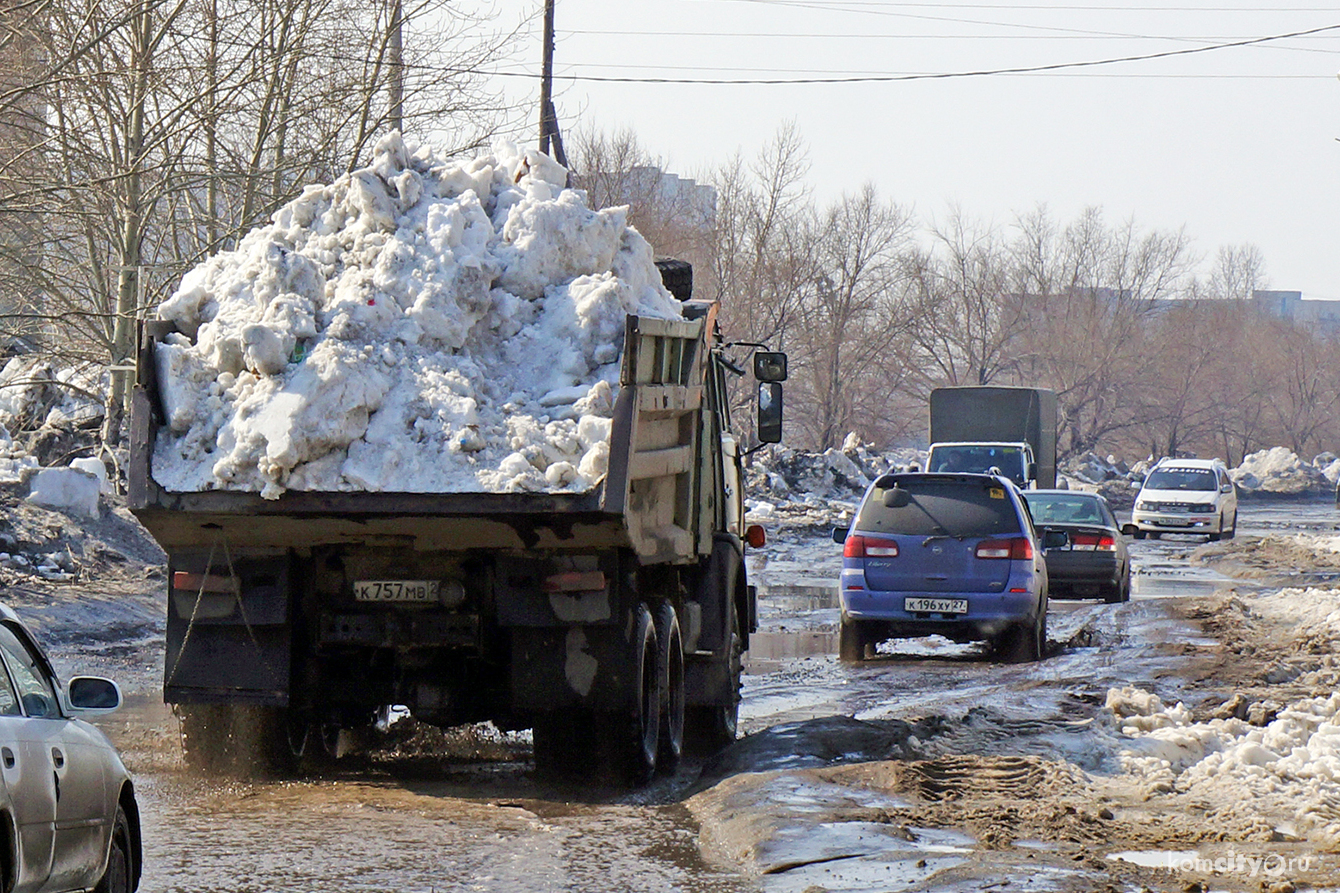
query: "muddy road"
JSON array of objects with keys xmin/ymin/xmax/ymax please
[{"xmin": 26, "ymin": 499, "xmax": 1340, "ymax": 892}]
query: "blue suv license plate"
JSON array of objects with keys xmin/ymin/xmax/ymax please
[{"xmin": 904, "ymin": 597, "xmax": 969, "ymax": 614}]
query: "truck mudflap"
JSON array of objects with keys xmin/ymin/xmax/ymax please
[
  {"xmin": 684, "ymin": 533, "xmax": 749, "ymax": 708},
  {"xmin": 164, "ymin": 551, "xmax": 292, "ymax": 705},
  {"xmin": 510, "ymin": 620, "xmax": 645, "ymax": 713}
]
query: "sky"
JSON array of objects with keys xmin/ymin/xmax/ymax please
[{"xmin": 488, "ymin": 1, "xmax": 1340, "ymax": 300}]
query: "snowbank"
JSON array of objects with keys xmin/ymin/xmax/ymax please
[
  {"xmin": 1107, "ymin": 684, "xmax": 1340, "ymax": 846},
  {"xmin": 1231, "ymin": 448, "xmax": 1330, "ymax": 496},
  {"xmin": 150, "ymin": 133, "xmax": 681, "ymax": 499},
  {"xmin": 0, "ymin": 357, "xmax": 105, "ymax": 432}
]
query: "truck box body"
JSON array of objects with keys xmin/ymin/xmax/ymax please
[{"xmin": 928, "ymin": 387, "xmax": 1058, "ymax": 489}]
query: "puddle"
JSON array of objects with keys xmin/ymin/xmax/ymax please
[
  {"xmin": 746, "ymin": 630, "xmax": 838, "ymax": 672},
  {"xmin": 757, "ymin": 822, "xmax": 975, "ymax": 893},
  {"xmin": 1107, "ymin": 849, "xmax": 1200, "ymax": 869},
  {"xmin": 761, "ymin": 583, "xmax": 839, "ymax": 612}
]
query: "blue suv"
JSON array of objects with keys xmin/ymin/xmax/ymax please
[{"xmin": 832, "ymin": 472, "xmax": 1058, "ymax": 663}]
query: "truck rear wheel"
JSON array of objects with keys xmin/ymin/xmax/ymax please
[
  {"xmin": 654, "ymin": 602, "xmax": 685, "ymax": 773},
  {"xmin": 601, "ymin": 604, "xmax": 660, "ymax": 785}
]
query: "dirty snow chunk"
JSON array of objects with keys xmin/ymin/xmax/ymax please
[
  {"xmin": 27, "ymin": 467, "xmax": 101, "ymax": 518},
  {"xmin": 70, "ymin": 457, "xmax": 113, "ymax": 495},
  {"xmin": 150, "ymin": 133, "xmax": 681, "ymax": 498}
]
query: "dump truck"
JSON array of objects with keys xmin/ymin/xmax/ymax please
[
  {"xmin": 926, "ymin": 386, "xmax": 1058, "ymax": 489},
  {"xmin": 128, "ymin": 262, "xmax": 786, "ymax": 783}
]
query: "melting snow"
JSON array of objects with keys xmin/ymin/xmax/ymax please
[{"xmin": 150, "ymin": 133, "xmax": 681, "ymax": 499}]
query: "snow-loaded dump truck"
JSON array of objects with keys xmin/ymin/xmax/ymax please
[
  {"xmin": 125, "ymin": 137, "xmax": 787, "ymax": 783},
  {"xmin": 129, "ymin": 263, "xmax": 785, "ymax": 783}
]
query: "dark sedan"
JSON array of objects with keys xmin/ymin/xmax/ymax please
[{"xmin": 1022, "ymin": 490, "xmax": 1131, "ymax": 603}]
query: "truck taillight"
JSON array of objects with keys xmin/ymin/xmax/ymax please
[
  {"xmin": 1070, "ymin": 533, "xmax": 1117, "ymax": 552},
  {"xmin": 844, "ymin": 535, "xmax": 899, "ymax": 558},
  {"xmin": 542, "ymin": 571, "xmax": 607, "ymax": 593},
  {"xmin": 976, "ymin": 537, "xmax": 1033, "ymax": 560},
  {"xmin": 745, "ymin": 525, "xmax": 767, "ymax": 548},
  {"xmin": 171, "ymin": 571, "xmax": 239, "ymax": 594}
]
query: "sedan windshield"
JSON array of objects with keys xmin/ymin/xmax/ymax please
[
  {"xmin": 1023, "ymin": 494, "xmax": 1107, "ymax": 526},
  {"xmin": 1144, "ymin": 468, "xmax": 1216, "ymax": 491}
]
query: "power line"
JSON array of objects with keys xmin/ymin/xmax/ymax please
[
  {"xmin": 533, "ymin": 22, "xmax": 1340, "ymax": 85},
  {"xmin": 567, "ymin": 29, "xmax": 1340, "ymax": 40},
  {"xmin": 720, "ymin": 1, "xmax": 1340, "ymax": 8},
  {"xmin": 559, "ymin": 60, "xmax": 1332, "ymax": 79}
]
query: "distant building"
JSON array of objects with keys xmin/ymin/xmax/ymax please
[{"xmin": 1250, "ymin": 290, "xmax": 1340, "ymax": 333}]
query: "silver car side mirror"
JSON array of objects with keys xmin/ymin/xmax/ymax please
[{"xmin": 67, "ymin": 676, "xmax": 122, "ymax": 716}]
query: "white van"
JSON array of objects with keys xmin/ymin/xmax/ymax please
[{"xmin": 1129, "ymin": 458, "xmax": 1238, "ymax": 541}]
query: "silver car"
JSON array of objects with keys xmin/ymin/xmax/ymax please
[{"xmin": 0, "ymin": 603, "xmax": 140, "ymax": 893}]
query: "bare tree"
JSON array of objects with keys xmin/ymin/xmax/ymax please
[
  {"xmin": 904, "ymin": 208, "xmax": 1028, "ymax": 393},
  {"xmin": 787, "ymin": 183, "xmax": 914, "ymax": 450},
  {"xmin": 0, "ymin": 0, "xmax": 519, "ymax": 440},
  {"xmin": 1013, "ymin": 207, "xmax": 1195, "ymax": 457},
  {"xmin": 1205, "ymin": 243, "xmax": 1268, "ymax": 300}
]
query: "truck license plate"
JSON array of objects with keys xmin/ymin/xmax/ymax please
[
  {"xmin": 904, "ymin": 597, "xmax": 969, "ymax": 614},
  {"xmin": 354, "ymin": 580, "xmax": 440, "ymax": 603}
]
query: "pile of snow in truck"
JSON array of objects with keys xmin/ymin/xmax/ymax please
[{"xmin": 149, "ymin": 133, "xmax": 682, "ymax": 498}]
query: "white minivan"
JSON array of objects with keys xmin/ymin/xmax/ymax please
[{"xmin": 1129, "ymin": 458, "xmax": 1238, "ymax": 541}]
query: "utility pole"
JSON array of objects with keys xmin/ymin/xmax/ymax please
[
  {"xmin": 389, "ymin": 0, "xmax": 404, "ymax": 132},
  {"xmin": 538, "ymin": 0, "xmax": 555, "ymax": 156}
]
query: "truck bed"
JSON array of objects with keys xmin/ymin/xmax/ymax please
[{"xmin": 130, "ymin": 311, "xmax": 718, "ymax": 562}]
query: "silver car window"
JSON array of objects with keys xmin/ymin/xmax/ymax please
[
  {"xmin": 0, "ymin": 654, "xmax": 20, "ymax": 716},
  {"xmin": 0, "ymin": 623, "xmax": 59, "ymax": 719}
]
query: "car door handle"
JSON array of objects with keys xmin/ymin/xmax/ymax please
[
  {"xmin": 0, "ymin": 747, "xmax": 12, "ymax": 769},
  {"xmin": 51, "ymin": 747, "xmax": 64, "ymax": 769}
]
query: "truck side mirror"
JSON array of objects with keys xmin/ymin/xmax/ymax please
[
  {"xmin": 1027, "ymin": 462, "xmax": 1038, "ymax": 481},
  {"xmin": 753, "ymin": 352, "xmax": 788, "ymax": 382},
  {"xmin": 757, "ymin": 382, "xmax": 783, "ymax": 443}
]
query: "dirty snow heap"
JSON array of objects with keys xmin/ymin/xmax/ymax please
[{"xmin": 152, "ymin": 134, "xmax": 682, "ymax": 499}]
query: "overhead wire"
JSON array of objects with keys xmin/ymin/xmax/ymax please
[{"xmin": 528, "ymin": 22, "xmax": 1340, "ymax": 85}]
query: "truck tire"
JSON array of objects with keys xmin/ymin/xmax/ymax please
[
  {"xmin": 599, "ymin": 604, "xmax": 659, "ymax": 785},
  {"xmin": 685, "ymin": 604, "xmax": 741, "ymax": 755},
  {"xmin": 653, "ymin": 602, "xmax": 685, "ymax": 773},
  {"xmin": 838, "ymin": 613, "xmax": 868, "ymax": 662}
]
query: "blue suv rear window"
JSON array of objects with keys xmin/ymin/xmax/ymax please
[{"xmin": 856, "ymin": 478, "xmax": 1023, "ymax": 537}]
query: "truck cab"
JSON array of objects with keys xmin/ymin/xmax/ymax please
[{"xmin": 926, "ymin": 441, "xmax": 1038, "ymax": 489}]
